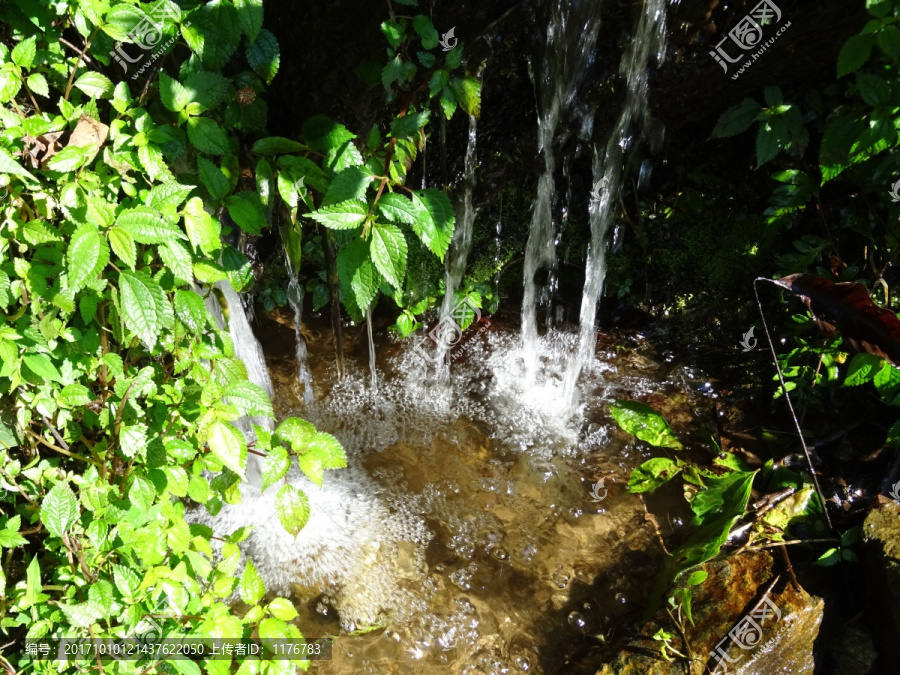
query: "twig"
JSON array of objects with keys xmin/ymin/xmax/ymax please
[
  {"xmin": 64, "ymin": 27, "xmax": 100, "ymax": 101},
  {"xmin": 666, "ymin": 606, "xmax": 695, "ymax": 669},
  {"xmin": 41, "ymin": 415, "xmax": 70, "ymax": 451},
  {"xmin": 742, "ymin": 537, "xmax": 839, "ymax": 551},
  {"xmin": 26, "ymin": 430, "xmax": 100, "ymax": 467},
  {"xmin": 753, "ymin": 278, "xmax": 834, "ymax": 532},
  {"xmin": 778, "ymin": 544, "xmax": 800, "ymax": 590},
  {"xmin": 59, "ymin": 37, "xmax": 95, "ymax": 64}
]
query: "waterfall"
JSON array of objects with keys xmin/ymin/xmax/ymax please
[
  {"xmin": 521, "ymin": 0, "xmax": 604, "ymax": 385},
  {"xmin": 435, "ymin": 114, "xmax": 478, "ymax": 372},
  {"xmin": 366, "ymin": 306, "xmax": 377, "ymax": 392},
  {"xmin": 286, "ymin": 276, "xmax": 315, "ymax": 404},
  {"xmin": 203, "ymin": 280, "xmax": 274, "ymax": 486},
  {"xmin": 563, "ymin": 0, "xmax": 667, "ymax": 402}
]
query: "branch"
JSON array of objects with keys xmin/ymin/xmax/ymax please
[{"xmin": 64, "ymin": 27, "xmax": 101, "ymax": 101}]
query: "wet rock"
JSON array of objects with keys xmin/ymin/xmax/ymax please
[
  {"xmin": 830, "ymin": 618, "xmax": 877, "ymax": 675},
  {"xmin": 573, "ymin": 551, "xmax": 823, "ymax": 675},
  {"xmin": 861, "ymin": 496, "xmax": 900, "ymax": 664}
]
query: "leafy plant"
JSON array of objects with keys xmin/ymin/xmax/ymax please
[{"xmin": 0, "ymin": 1, "xmax": 351, "ymax": 672}]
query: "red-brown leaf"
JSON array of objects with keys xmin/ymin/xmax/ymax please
[{"xmin": 771, "ymin": 273, "xmax": 900, "ymax": 366}]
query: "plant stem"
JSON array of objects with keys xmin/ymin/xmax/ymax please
[{"xmin": 64, "ymin": 28, "xmax": 100, "ymax": 101}]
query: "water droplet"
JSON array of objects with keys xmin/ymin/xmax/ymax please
[
  {"xmin": 615, "ymin": 593, "xmax": 627, "ymax": 604},
  {"xmin": 514, "ymin": 655, "xmax": 531, "ymax": 671}
]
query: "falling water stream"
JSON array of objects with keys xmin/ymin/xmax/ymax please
[
  {"xmin": 563, "ymin": 0, "xmax": 667, "ymax": 402},
  {"xmin": 521, "ymin": 0, "xmax": 604, "ymax": 386},
  {"xmin": 193, "ymin": 3, "xmax": 690, "ymax": 672}
]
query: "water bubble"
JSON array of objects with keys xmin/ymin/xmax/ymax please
[
  {"xmin": 567, "ymin": 611, "xmax": 587, "ymax": 631},
  {"xmin": 492, "ymin": 547, "xmax": 510, "ymax": 561},
  {"xmin": 551, "ymin": 566, "xmax": 571, "ymax": 589},
  {"xmin": 514, "ymin": 655, "xmax": 531, "ymax": 671},
  {"xmin": 615, "ymin": 593, "xmax": 627, "ymax": 604}
]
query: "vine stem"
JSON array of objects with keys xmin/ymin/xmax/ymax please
[
  {"xmin": 753, "ymin": 278, "xmax": 834, "ymax": 531},
  {"xmin": 26, "ymin": 430, "xmax": 100, "ymax": 467}
]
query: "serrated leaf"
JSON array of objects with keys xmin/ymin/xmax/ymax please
[
  {"xmin": 296, "ymin": 453, "xmax": 324, "ymax": 486},
  {"xmin": 838, "ymin": 34, "xmax": 874, "ymax": 77},
  {"xmin": 756, "ymin": 118, "xmax": 785, "ymax": 166},
  {"xmin": 449, "ymin": 77, "xmax": 481, "ymax": 117},
  {"xmin": 174, "ymin": 289, "xmax": 211, "ymax": 332},
  {"xmin": 278, "ymin": 155, "xmax": 330, "ymax": 194},
  {"xmin": 117, "ymin": 206, "xmax": 186, "ymax": 244},
  {"xmin": 192, "ymin": 260, "xmax": 227, "ymax": 284},
  {"xmin": 0, "ymin": 529, "xmax": 27, "ymax": 548},
  {"xmin": 222, "ymin": 245, "xmax": 253, "ymax": 292},
  {"xmin": 370, "ymin": 222, "xmax": 407, "ymax": 290},
  {"xmin": 322, "ymin": 166, "xmax": 374, "ymax": 206},
  {"xmin": 337, "ymin": 239, "xmax": 377, "ymax": 311},
  {"xmin": 68, "ymin": 225, "xmax": 109, "ymax": 292},
  {"xmin": 147, "ymin": 181, "xmax": 195, "ymax": 210},
  {"xmin": 183, "ymin": 70, "xmax": 229, "ymax": 112},
  {"xmin": 108, "ymin": 227, "xmax": 137, "ymax": 269},
  {"xmin": 627, "ymin": 457, "xmax": 683, "ymax": 493},
  {"xmin": 159, "ymin": 240, "xmax": 194, "ymax": 283},
  {"xmin": 246, "ymin": 29, "xmax": 280, "ymax": 84},
  {"xmin": 855, "ymin": 72, "xmax": 891, "ymax": 106},
  {"xmin": 240, "ymin": 560, "xmax": 265, "ymax": 605},
  {"xmin": 59, "ymin": 383, "xmax": 93, "ymax": 407},
  {"xmin": 207, "ymin": 422, "xmax": 247, "ymax": 478},
  {"xmin": 301, "ymin": 115, "xmax": 356, "ymax": 154},
  {"xmin": 390, "ymin": 110, "xmax": 430, "ymax": 140},
  {"xmin": 26, "ymin": 73, "xmax": 48, "ymax": 97},
  {"xmin": 267, "ymin": 597, "xmax": 299, "ymax": 621},
  {"xmin": 159, "ymin": 71, "xmax": 189, "ymax": 112},
  {"xmin": 309, "ymin": 200, "xmax": 367, "ymax": 229},
  {"xmin": 0, "ymin": 148, "xmax": 38, "ymax": 184},
  {"xmin": 261, "ymin": 446, "xmax": 290, "ymax": 490},
  {"xmin": 275, "ymin": 484, "xmax": 310, "ymax": 536},
  {"xmin": 711, "ymin": 98, "xmax": 761, "ymax": 138},
  {"xmin": 610, "ymin": 400, "xmax": 683, "ymax": 449},
  {"xmin": 843, "ymin": 353, "xmax": 882, "ymax": 386},
  {"xmin": 877, "ymin": 26, "xmax": 900, "ymax": 60},
  {"xmin": 224, "ymin": 381, "xmax": 273, "ymax": 418},
  {"xmin": 182, "ymin": 0, "xmax": 241, "ymax": 70},
  {"xmin": 12, "ymin": 36, "xmax": 37, "ymax": 68},
  {"xmin": 187, "ymin": 117, "xmax": 230, "ymax": 155},
  {"xmin": 307, "ymin": 432, "xmax": 346, "ymax": 469},
  {"xmin": 42, "ymin": 482, "xmax": 79, "ymax": 538},
  {"xmin": 235, "ymin": 0, "xmax": 264, "ymax": 42},
  {"xmin": 225, "ymin": 192, "xmax": 267, "ymax": 235},
  {"xmin": 138, "ymin": 143, "xmax": 174, "ymax": 183},
  {"xmin": 46, "ymin": 146, "xmax": 90, "ymax": 173},
  {"xmin": 119, "ymin": 269, "xmax": 171, "ymax": 350},
  {"xmin": 197, "ymin": 157, "xmax": 230, "ymax": 201},
  {"xmin": 73, "ymin": 71, "xmax": 114, "ymax": 99},
  {"xmin": 183, "ymin": 197, "xmax": 222, "ymax": 254},
  {"xmin": 411, "ymin": 189, "xmax": 455, "ymax": 261},
  {"xmin": 20, "ymin": 220, "xmax": 62, "ymax": 246}
]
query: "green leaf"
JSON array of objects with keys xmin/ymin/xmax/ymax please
[
  {"xmin": 276, "ymin": 417, "xmax": 316, "ymax": 450},
  {"xmin": 711, "ymin": 98, "xmax": 761, "ymax": 138},
  {"xmin": 309, "ymin": 200, "xmax": 367, "ymax": 229},
  {"xmin": 138, "ymin": 144, "xmax": 174, "ymax": 183},
  {"xmin": 246, "ymin": 29, "xmax": 280, "ymax": 84},
  {"xmin": 108, "ymin": 227, "xmax": 137, "ymax": 269},
  {"xmin": 67, "ymin": 225, "xmax": 109, "ymax": 292},
  {"xmin": 183, "ymin": 197, "xmax": 222, "ymax": 254},
  {"xmin": 11, "ymin": 36, "xmax": 37, "ymax": 68},
  {"xmin": 183, "ymin": 70, "xmax": 229, "ymax": 112},
  {"xmin": 119, "ymin": 269, "xmax": 172, "ymax": 351},
  {"xmin": 855, "ymin": 72, "xmax": 891, "ymax": 106},
  {"xmin": 225, "ymin": 192, "xmax": 267, "ymax": 235},
  {"xmin": 224, "ymin": 381, "xmax": 274, "ymax": 418},
  {"xmin": 73, "ymin": 72, "xmax": 114, "ymax": 99},
  {"xmin": 337, "ymin": 239, "xmax": 378, "ymax": 311},
  {"xmin": 756, "ymin": 118, "xmax": 786, "ymax": 167},
  {"xmin": 148, "ymin": 182, "xmax": 196, "ymax": 211},
  {"xmin": 378, "ymin": 192, "xmax": 421, "ymax": 226},
  {"xmin": 837, "ymin": 34, "xmax": 874, "ymax": 77},
  {"xmin": 117, "ymin": 206, "xmax": 186, "ymax": 244},
  {"xmin": 222, "ymin": 245, "xmax": 253, "ymax": 292},
  {"xmin": 370, "ymin": 223, "xmax": 407, "ymax": 290},
  {"xmin": 877, "ymin": 26, "xmax": 900, "ymax": 60},
  {"xmin": 0, "ymin": 148, "xmax": 39, "ymax": 185},
  {"xmin": 42, "ymin": 482, "xmax": 79, "ymax": 538},
  {"xmin": 159, "ymin": 240, "xmax": 194, "ymax": 283},
  {"xmin": 174, "ymin": 289, "xmax": 211, "ymax": 332},
  {"xmin": 261, "ymin": 445, "xmax": 291, "ymax": 490},
  {"xmin": 0, "ymin": 529, "xmax": 27, "ymax": 548},
  {"xmin": 267, "ymin": 597, "xmax": 299, "ymax": 621},
  {"xmin": 449, "ymin": 77, "xmax": 481, "ymax": 117},
  {"xmin": 275, "ymin": 484, "xmax": 310, "ymax": 536},
  {"xmin": 193, "ymin": 260, "xmax": 227, "ymax": 284},
  {"xmin": 20, "ymin": 220, "xmax": 62, "ymax": 246},
  {"xmin": 198, "ymin": 157, "xmax": 231, "ymax": 201},
  {"xmin": 610, "ymin": 400, "xmax": 683, "ymax": 449},
  {"xmin": 23, "ymin": 353, "xmax": 62, "ymax": 383},
  {"xmin": 59, "ymin": 383, "xmax": 93, "ymax": 407},
  {"xmin": 187, "ymin": 117, "xmax": 231, "ymax": 155},
  {"xmin": 252, "ymin": 137, "xmax": 304, "ymax": 154},
  {"xmin": 278, "ymin": 155, "xmax": 330, "ymax": 194},
  {"xmin": 182, "ymin": 0, "xmax": 241, "ymax": 70},
  {"xmin": 26, "ymin": 73, "xmax": 48, "ymax": 98},
  {"xmin": 235, "ymin": 0, "xmax": 264, "ymax": 42},
  {"xmin": 413, "ymin": 15, "xmax": 440, "ymax": 50},
  {"xmin": 323, "ymin": 167, "xmax": 374, "ymax": 206},
  {"xmin": 296, "ymin": 453, "xmax": 324, "ymax": 486},
  {"xmin": 390, "ymin": 110, "xmax": 430, "ymax": 140},
  {"xmin": 411, "ymin": 189, "xmax": 456, "ymax": 261},
  {"xmin": 381, "ymin": 20, "xmax": 405, "ymax": 49},
  {"xmin": 240, "ymin": 560, "xmax": 266, "ymax": 605},
  {"xmin": 627, "ymin": 458, "xmax": 683, "ymax": 493},
  {"xmin": 844, "ymin": 353, "xmax": 882, "ymax": 386},
  {"xmin": 46, "ymin": 146, "xmax": 90, "ymax": 173},
  {"xmin": 689, "ymin": 471, "xmax": 756, "ymax": 526},
  {"xmin": 208, "ymin": 422, "xmax": 247, "ymax": 478},
  {"xmin": 159, "ymin": 71, "xmax": 189, "ymax": 112},
  {"xmin": 866, "ymin": 0, "xmax": 891, "ymax": 18}
]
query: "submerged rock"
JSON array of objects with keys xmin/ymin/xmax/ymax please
[{"xmin": 862, "ymin": 496, "xmax": 900, "ymax": 664}]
